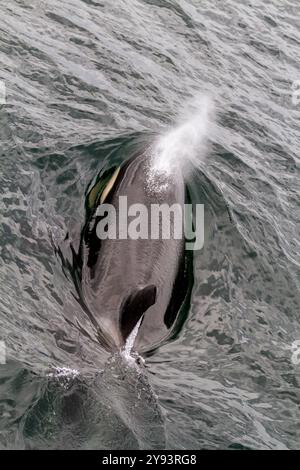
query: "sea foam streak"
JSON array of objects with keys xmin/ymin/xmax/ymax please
[{"xmin": 121, "ymin": 316, "xmax": 144, "ymax": 366}]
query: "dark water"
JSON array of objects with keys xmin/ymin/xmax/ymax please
[{"xmin": 0, "ymin": 0, "xmax": 300, "ymax": 450}]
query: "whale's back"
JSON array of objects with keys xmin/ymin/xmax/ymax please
[{"xmin": 80, "ymin": 153, "xmax": 188, "ymax": 352}]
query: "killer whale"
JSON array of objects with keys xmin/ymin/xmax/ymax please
[{"xmin": 74, "ymin": 150, "xmax": 193, "ymax": 354}]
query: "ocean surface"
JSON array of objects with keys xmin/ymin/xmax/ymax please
[{"xmin": 0, "ymin": 0, "xmax": 300, "ymax": 449}]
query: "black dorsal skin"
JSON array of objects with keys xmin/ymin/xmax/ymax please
[{"xmin": 120, "ymin": 285, "xmax": 157, "ymax": 341}]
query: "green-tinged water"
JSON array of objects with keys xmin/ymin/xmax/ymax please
[{"xmin": 0, "ymin": 0, "xmax": 300, "ymax": 449}]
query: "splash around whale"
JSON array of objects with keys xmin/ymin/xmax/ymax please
[{"xmin": 68, "ymin": 97, "xmax": 214, "ymax": 356}]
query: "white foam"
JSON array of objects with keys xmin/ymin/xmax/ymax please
[
  {"xmin": 47, "ymin": 366, "xmax": 79, "ymax": 380},
  {"xmin": 121, "ymin": 316, "xmax": 143, "ymax": 366}
]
